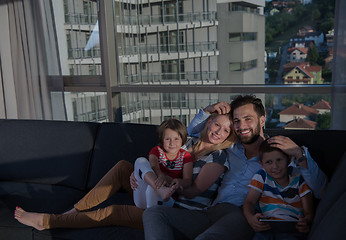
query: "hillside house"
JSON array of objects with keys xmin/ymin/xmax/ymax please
[
  {"xmin": 283, "ymin": 118, "xmax": 316, "ymax": 130},
  {"xmin": 312, "ymin": 99, "xmax": 331, "ymax": 114},
  {"xmin": 278, "ymin": 103, "xmax": 318, "ymax": 122},
  {"xmin": 287, "ymin": 47, "xmax": 308, "ymax": 62},
  {"xmin": 283, "ymin": 63, "xmax": 323, "ymax": 84}
]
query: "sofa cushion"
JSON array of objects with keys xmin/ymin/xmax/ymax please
[
  {"xmin": 308, "ymin": 192, "xmax": 346, "ymax": 240},
  {"xmin": 0, "ymin": 181, "xmax": 86, "ymax": 214},
  {"xmin": 0, "ymin": 181, "xmax": 144, "ymax": 240},
  {"xmin": 0, "ymin": 181, "xmax": 85, "ymax": 239},
  {"xmin": 0, "ymin": 119, "xmax": 99, "ymax": 190},
  {"xmin": 33, "ymin": 225, "xmax": 144, "ymax": 240},
  {"xmin": 88, "ymin": 123, "xmax": 158, "ymax": 189},
  {"xmin": 308, "ymin": 153, "xmax": 346, "ymax": 236}
]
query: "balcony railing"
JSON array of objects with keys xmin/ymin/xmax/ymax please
[
  {"xmin": 120, "ymin": 42, "xmax": 217, "ymax": 55},
  {"xmin": 122, "ymin": 98, "xmax": 219, "ymax": 114},
  {"xmin": 74, "ymin": 109, "xmax": 108, "ymax": 122},
  {"xmin": 116, "ymin": 11, "xmax": 217, "ymax": 26},
  {"xmin": 65, "ymin": 13, "xmax": 98, "ymax": 25},
  {"xmin": 68, "ymin": 48, "xmax": 101, "ymax": 59},
  {"xmin": 122, "ymin": 71, "xmax": 218, "ymax": 84}
]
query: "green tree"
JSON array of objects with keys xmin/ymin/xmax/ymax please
[
  {"xmin": 322, "ymin": 66, "xmax": 332, "ymax": 83},
  {"xmin": 307, "ymin": 45, "xmax": 319, "ymax": 66},
  {"xmin": 316, "ymin": 112, "xmax": 331, "ymax": 129},
  {"xmin": 311, "ymin": 8, "xmax": 321, "ymax": 24}
]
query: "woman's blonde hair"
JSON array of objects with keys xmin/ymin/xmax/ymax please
[{"xmin": 192, "ymin": 113, "xmax": 237, "ymax": 159}]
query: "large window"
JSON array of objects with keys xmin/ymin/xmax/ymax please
[{"xmin": 44, "ymin": 0, "xmax": 345, "ymax": 130}]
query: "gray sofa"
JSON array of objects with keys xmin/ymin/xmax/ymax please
[{"xmin": 0, "ymin": 119, "xmax": 345, "ymax": 240}]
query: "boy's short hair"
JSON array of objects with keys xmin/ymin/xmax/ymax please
[
  {"xmin": 230, "ymin": 95, "xmax": 265, "ymax": 119},
  {"xmin": 157, "ymin": 119, "xmax": 188, "ymax": 146},
  {"xmin": 259, "ymin": 139, "xmax": 289, "ymax": 162}
]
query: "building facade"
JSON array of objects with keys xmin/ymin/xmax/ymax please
[{"xmin": 54, "ymin": 0, "xmax": 265, "ymax": 124}]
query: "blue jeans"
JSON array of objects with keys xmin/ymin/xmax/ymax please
[
  {"xmin": 253, "ymin": 230, "xmax": 307, "ymax": 240},
  {"xmin": 143, "ymin": 203, "xmax": 254, "ymax": 240}
]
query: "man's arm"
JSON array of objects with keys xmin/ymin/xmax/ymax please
[
  {"xmin": 267, "ymin": 136, "xmax": 328, "ymax": 199},
  {"xmin": 298, "ymin": 148, "xmax": 328, "ymax": 199}
]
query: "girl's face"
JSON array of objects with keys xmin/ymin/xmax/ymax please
[
  {"xmin": 206, "ymin": 115, "xmax": 231, "ymax": 145},
  {"xmin": 162, "ymin": 128, "xmax": 183, "ymax": 157}
]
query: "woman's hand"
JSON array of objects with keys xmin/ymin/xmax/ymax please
[
  {"xmin": 130, "ymin": 172, "xmax": 138, "ymax": 190},
  {"xmin": 204, "ymin": 102, "xmax": 231, "ymax": 115}
]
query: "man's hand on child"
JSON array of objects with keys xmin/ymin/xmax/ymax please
[
  {"xmin": 267, "ymin": 136, "xmax": 308, "ymax": 168},
  {"xmin": 296, "ymin": 215, "xmax": 311, "ymax": 233},
  {"xmin": 247, "ymin": 213, "xmax": 271, "ymax": 232}
]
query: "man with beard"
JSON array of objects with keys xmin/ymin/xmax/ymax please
[{"xmin": 143, "ymin": 95, "xmax": 328, "ymax": 240}]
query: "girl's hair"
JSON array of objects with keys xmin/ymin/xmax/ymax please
[
  {"xmin": 157, "ymin": 118, "xmax": 188, "ymax": 146},
  {"xmin": 192, "ymin": 113, "xmax": 237, "ymax": 159},
  {"xmin": 259, "ymin": 139, "xmax": 289, "ymax": 161}
]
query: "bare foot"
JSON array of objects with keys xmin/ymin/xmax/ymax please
[
  {"xmin": 63, "ymin": 207, "xmax": 78, "ymax": 215},
  {"xmin": 14, "ymin": 207, "xmax": 45, "ymax": 231},
  {"xmin": 156, "ymin": 185, "xmax": 175, "ymax": 202}
]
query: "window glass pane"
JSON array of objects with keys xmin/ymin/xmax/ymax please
[
  {"xmin": 118, "ymin": 91, "xmax": 331, "ymax": 130},
  {"xmin": 243, "ymin": 32, "xmax": 257, "ymax": 41},
  {"xmin": 229, "ymin": 63, "xmax": 242, "ymax": 71},
  {"xmin": 52, "ymin": 0, "xmax": 105, "ymax": 122},
  {"xmin": 50, "ymin": 0, "xmax": 336, "ymax": 127},
  {"xmin": 65, "ymin": 92, "xmax": 108, "ymax": 122},
  {"xmin": 114, "ymin": 0, "xmax": 264, "ymax": 86},
  {"xmin": 229, "ymin": 33, "xmax": 241, "ymax": 42},
  {"xmin": 55, "ymin": 0, "xmax": 101, "ymax": 76}
]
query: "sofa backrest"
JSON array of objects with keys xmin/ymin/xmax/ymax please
[
  {"xmin": 264, "ymin": 129, "xmax": 346, "ymax": 180},
  {"xmin": 87, "ymin": 122, "xmax": 158, "ymax": 189},
  {"xmin": 308, "ymin": 153, "xmax": 346, "ymax": 240},
  {"xmin": 0, "ymin": 119, "xmax": 99, "ymax": 191}
]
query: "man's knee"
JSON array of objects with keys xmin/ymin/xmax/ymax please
[
  {"xmin": 143, "ymin": 205, "xmax": 167, "ymax": 222},
  {"xmin": 195, "ymin": 206, "xmax": 254, "ymax": 240}
]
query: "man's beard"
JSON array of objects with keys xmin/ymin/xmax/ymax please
[{"xmin": 237, "ymin": 121, "xmax": 261, "ymax": 144}]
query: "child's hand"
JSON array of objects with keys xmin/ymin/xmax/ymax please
[
  {"xmin": 154, "ymin": 175, "xmax": 167, "ymax": 189},
  {"xmin": 296, "ymin": 215, "xmax": 311, "ymax": 233},
  {"xmin": 247, "ymin": 213, "xmax": 271, "ymax": 232},
  {"xmin": 170, "ymin": 179, "xmax": 182, "ymax": 190}
]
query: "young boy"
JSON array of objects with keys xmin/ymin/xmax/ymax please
[
  {"xmin": 133, "ymin": 118, "xmax": 194, "ymax": 209},
  {"xmin": 243, "ymin": 139, "xmax": 314, "ymax": 240}
]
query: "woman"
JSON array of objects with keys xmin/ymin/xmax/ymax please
[{"xmin": 14, "ymin": 113, "xmax": 236, "ymax": 231}]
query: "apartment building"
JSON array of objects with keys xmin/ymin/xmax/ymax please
[{"xmin": 54, "ymin": 0, "xmax": 265, "ymax": 124}]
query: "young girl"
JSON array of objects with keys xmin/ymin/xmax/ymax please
[{"xmin": 133, "ymin": 118, "xmax": 193, "ymax": 209}]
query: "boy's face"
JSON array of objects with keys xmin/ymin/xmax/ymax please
[
  {"xmin": 162, "ymin": 128, "xmax": 183, "ymax": 157},
  {"xmin": 260, "ymin": 150, "xmax": 289, "ymax": 182}
]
